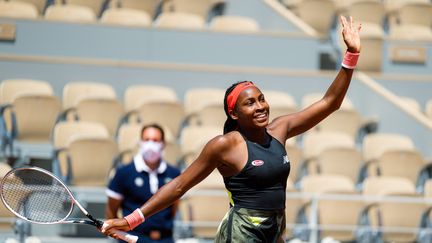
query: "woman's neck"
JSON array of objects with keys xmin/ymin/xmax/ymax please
[{"xmin": 238, "ymin": 127, "xmax": 269, "ymax": 145}]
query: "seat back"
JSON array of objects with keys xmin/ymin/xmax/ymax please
[
  {"xmin": 293, "ymin": 0, "xmax": 336, "ymax": 37},
  {"xmin": 0, "ymin": 79, "xmax": 53, "ymax": 105},
  {"xmin": 363, "ymin": 176, "xmax": 424, "ymax": 243},
  {"xmin": 155, "ymin": 12, "xmax": 205, "ymax": 30},
  {"xmin": 362, "ymin": 133, "xmax": 415, "ymax": 162},
  {"xmin": 136, "ymin": 101, "xmax": 184, "ymax": 137},
  {"xmin": 397, "ymin": 2, "xmax": 432, "ymax": 27},
  {"xmin": 184, "ymin": 88, "xmax": 225, "ymax": 116},
  {"xmin": 66, "ymin": 0, "xmax": 105, "ymax": 16},
  {"xmin": 100, "ymin": 8, "xmax": 151, "ymax": 26},
  {"xmin": 44, "ymin": 4, "xmax": 96, "ymax": 23},
  {"xmin": 13, "ymin": 94, "xmax": 61, "ymax": 142},
  {"xmin": 179, "ymin": 125, "xmax": 220, "ymax": 160},
  {"xmin": 346, "ymin": 0, "xmax": 385, "ymax": 25},
  {"xmin": 0, "ymin": 1, "xmax": 38, "ymax": 18},
  {"xmin": 210, "ymin": 15, "xmax": 260, "ymax": 32},
  {"xmin": 263, "ymin": 90, "xmax": 297, "ymax": 121},
  {"xmin": 124, "ymin": 84, "xmax": 178, "ymax": 112},
  {"xmin": 75, "ymin": 97, "xmax": 124, "ymax": 136},
  {"xmin": 62, "ymin": 82, "xmax": 116, "ymax": 109},
  {"xmin": 53, "ymin": 121, "xmax": 109, "ymax": 149},
  {"xmin": 11, "ymin": 0, "xmax": 46, "ymax": 15},
  {"xmin": 318, "ymin": 147, "xmax": 362, "ymax": 183},
  {"xmin": 116, "ymin": 0, "xmax": 161, "ymax": 17},
  {"xmin": 377, "ymin": 149, "xmax": 426, "ymax": 184},
  {"xmin": 67, "ymin": 135, "xmax": 118, "ymax": 186}
]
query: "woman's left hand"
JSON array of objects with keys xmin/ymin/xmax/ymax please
[{"xmin": 340, "ymin": 15, "xmax": 361, "ymax": 53}]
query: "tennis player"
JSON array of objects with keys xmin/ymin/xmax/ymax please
[{"xmin": 102, "ymin": 15, "xmax": 361, "ymax": 242}]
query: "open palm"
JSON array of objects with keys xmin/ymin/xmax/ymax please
[{"xmin": 340, "ymin": 16, "xmax": 361, "ymax": 53}]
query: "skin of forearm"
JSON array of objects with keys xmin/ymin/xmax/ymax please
[
  {"xmin": 323, "ymin": 67, "xmax": 354, "ymax": 111},
  {"xmin": 139, "ymin": 176, "xmax": 188, "ymax": 218}
]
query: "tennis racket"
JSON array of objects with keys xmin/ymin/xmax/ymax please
[{"xmin": 0, "ymin": 166, "xmax": 138, "ymax": 243}]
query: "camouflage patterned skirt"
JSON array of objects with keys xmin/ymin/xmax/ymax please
[{"xmin": 214, "ymin": 206, "xmax": 286, "ymax": 243}]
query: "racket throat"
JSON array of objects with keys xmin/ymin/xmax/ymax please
[{"xmin": 86, "ymin": 213, "xmax": 103, "ymax": 228}]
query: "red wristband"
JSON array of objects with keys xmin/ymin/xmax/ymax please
[
  {"xmin": 124, "ymin": 208, "xmax": 145, "ymax": 230},
  {"xmin": 341, "ymin": 51, "xmax": 360, "ymax": 69}
]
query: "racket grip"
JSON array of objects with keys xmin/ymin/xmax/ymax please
[{"xmin": 113, "ymin": 229, "xmax": 138, "ymax": 243}]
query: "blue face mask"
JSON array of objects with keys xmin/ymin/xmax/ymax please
[{"xmin": 139, "ymin": 141, "xmax": 163, "ymax": 164}]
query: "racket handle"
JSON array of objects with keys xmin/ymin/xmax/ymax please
[{"xmin": 113, "ymin": 229, "xmax": 138, "ymax": 243}]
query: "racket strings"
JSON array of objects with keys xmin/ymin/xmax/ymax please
[{"xmin": 1, "ymin": 169, "xmax": 73, "ymax": 223}]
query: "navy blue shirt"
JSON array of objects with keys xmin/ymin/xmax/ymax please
[{"xmin": 107, "ymin": 156, "xmax": 180, "ymax": 235}]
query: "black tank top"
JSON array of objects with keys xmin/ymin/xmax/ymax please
[{"xmin": 223, "ymin": 132, "xmax": 291, "ymax": 210}]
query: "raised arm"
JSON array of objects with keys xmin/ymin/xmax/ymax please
[
  {"xmin": 101, "ymin": 135, "xmax": 227, "ymax": 236},
  {"xmin": 269, "ymin": 16, "xmax": 361, "ymax": 141}
]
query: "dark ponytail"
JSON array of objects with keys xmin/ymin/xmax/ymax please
[{"xmin": 223, "ymin": 81, "xmax": 250, "ymax": 134}]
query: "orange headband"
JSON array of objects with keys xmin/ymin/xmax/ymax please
[{"xmin": 227, "ymin": 81, "xmax": 255, "ymax": 113}]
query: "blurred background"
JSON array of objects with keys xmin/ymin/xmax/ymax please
[{"xmin": 0, "ymin": 0, "xmax": 432, "ymax": 242}]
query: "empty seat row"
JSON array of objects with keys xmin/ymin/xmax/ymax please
[
  {"xmin": 284, "ymin": 0, "xmax": 432, "ymax": 40},
  {"xmin": 0, "ymin": 1, "xmax": 262, "ymax": 32},
  {"xmin": 0, "ymin": 0, "xmax": 225, "ymax": 19}
]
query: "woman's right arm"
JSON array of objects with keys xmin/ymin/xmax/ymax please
[{"xmin": 101, "ymin": 135, "xmax": 228, "ymax": 235}]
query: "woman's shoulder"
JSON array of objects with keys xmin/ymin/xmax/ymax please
[{"xmin": 206, "ymin": 131, "xmax": 243, "ymax": 151}]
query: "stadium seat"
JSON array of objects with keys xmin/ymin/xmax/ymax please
[
  {"xmin": 129, "ymin": 101, "xmax": 184, "ymax": 139},
  {"xmin": 343, "ymin": 0, "xmax": 386, "ymax": 36},
  {"xmin": 181, "ymin": 192, "xmax": 229, "ymax": 238},
  {"xmin": 64, "ymin": 0, "xmax": 105, "ymax": 16},
  {"xmin": 209, "ymin": 15, "xmax": 260, "ymax": 32},
  {"xmin": 183, "ymin": 88, "xmax": 225, "ymax": 127},
  {"xmin": 317, "ymin": 146, "xmax": 363, "ymax": 184},
  {"xmin": 100, "ymin": 7, "xmax": 152, "ymax": 26},
  {"xmin": 297, "ymin": 174, "xmax": 363, "ymax": 242},
  {"xmin": 262, "ymin": 90, "xmax": 297, "ymax": 122},
  {"xmin": 387, "ymin": 1, "xmax": 432, "ymax": 41},
  {"xmin": 61, "ymin": 82, "xmax": 122, "ymax": 135},
  {"xmin": 112, "ymin": 0, "xmax": 161, "ymax": 18},
  {"xmin": 62, "ymin": 81, "xmax": 117, "ymax": 110},
  {"xmin": 124, "ymin": 84, "xmax": 178, "ymax": 112},
  {"xmin": 10, "ymin": 0, "xmax": 46, "ymax": 15},
  {"xmin": 0, "ymin": 79, "xmax": 61, "ymax": 158},
  {"xmin": 362, "ymin": 133, "xmax": 415, "ymax": 163},
  {"xmin": 162, "ymin": 0, "xmax": 224, "ymax": 20},
  {"xmin": 63, "ymin": 134, "xmax": 118, "ymax": 186},
  {"xmin": 179, "ymin": 125, "xmax": 220, "ymax": 166},
  {"xmin": 52, "ymin": 121, "xmax": 109, "ymax": 149},
  {"xmin": 0, "ymin": 1, "xmax": 38, "ymax": 18},
  {"xmin": 301, "ymin": 93, "xmax": 363, "ymax": 139},
  {"xmin": 154, "ymin": 12, "xmax": 205, "ymax": 30},
  {"xmin": 44, "ymin": 4, "xmax": 96, "ymax": 23},
  {"xmin": 52, "ymin": 121, "xmax": 109, "ymax": 180},
  {"xmin": 290, "ymin": 0, "xmax": 336, "ymax": 38},
  {"xmin": 74, "ymin": 96, "xmax": 124, "ymax": 136},
  {"xmin": 361, "ymin": 176, "xmax": 426, "ymax": 243},
  {"xmin": 300, "ymin": 131, "xmax": 355, "ymax": 179},
  {"xmin": 377, "ymin": 148, "xmax": 426, "ymax": 185},
  {"xmin": 361, "ymin": 133, "xmax": 415, "ymax": 181}
]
